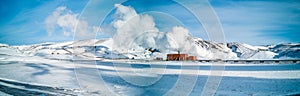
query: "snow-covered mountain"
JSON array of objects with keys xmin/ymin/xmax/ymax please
[
  {"xmin": 227, "ymin": 42, "xmax": 276, "ymax": 60},
  {"xmin": 0, "ymin": 38, "xmax": 299, "ymax": 60},
  {"xmin": 270, "ymin": 43, "xmax": 300, "ymax": 59}
]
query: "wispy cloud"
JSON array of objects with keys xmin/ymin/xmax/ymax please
[
  {"xmin": 0, "ymin": 0, "xmax": 88, "ymax": 45},
  {"xmin": 210, "ymin": 0, "xmax": 300, "ymax": 45},
  {"xmin": 45, "ymin": 6, "xmax": 100, "ymax": 39}
]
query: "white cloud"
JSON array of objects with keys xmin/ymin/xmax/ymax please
[{"xmin": 45, "ymin": 6, "xmax": 99, "ymax": 39}]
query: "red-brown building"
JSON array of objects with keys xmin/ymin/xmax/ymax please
[
  {"xmin": 188, "ymin": 56, "xmax": 197, "ymax": 61},
  {"xmin": 167, "ymin": 54, "xmax": 197, "ymax": 61},
  {"xmin": 167, "ymin": 54, "xmax": 188, "ymax": 61}
]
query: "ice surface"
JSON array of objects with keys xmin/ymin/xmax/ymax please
[{"xmin": 0, "ymin": 54, "xmax": 299, "ymax": 95}]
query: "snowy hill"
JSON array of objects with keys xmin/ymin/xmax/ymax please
[
  {"xmin": 0, "ymin": 38, "xmax": 299, "ymax": 60},
  {"xmin": 227, "ymin": 42, "xmax": 277, "ymax": 60},
  {"xmin": 269, "ymin": 43, "xmax": 300, "ymax": 59}
]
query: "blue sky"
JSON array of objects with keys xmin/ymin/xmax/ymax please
[{"xmin": 0, "ymin": 0, "xmax": 299, "ymax": 45}]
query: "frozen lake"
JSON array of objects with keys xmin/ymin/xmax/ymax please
[{"xmin": 0, "ymin": 56, "xmax": 300, "ymax": 95}]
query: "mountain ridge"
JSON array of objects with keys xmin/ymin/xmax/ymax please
[{"xmin": 0, "ymin": 38, "xmax": 299, "ymax": 60}]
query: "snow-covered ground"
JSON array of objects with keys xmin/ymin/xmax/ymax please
[{"xmin": 0, "ymin": 52, "xmax": 300, "ymax": 95}]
